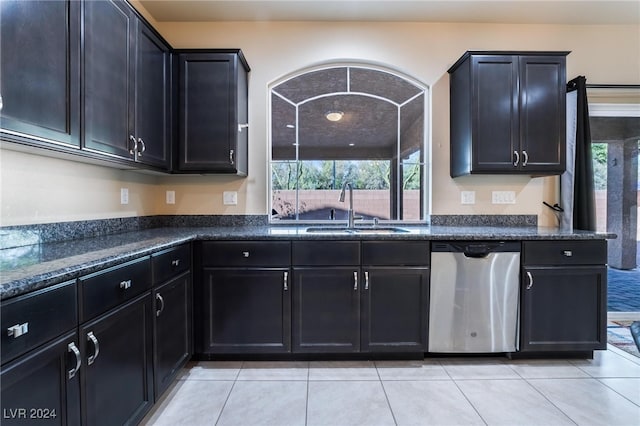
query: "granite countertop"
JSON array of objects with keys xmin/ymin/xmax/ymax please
[{"xmin": 0, "ymin": 224, "xmax": 613, "ymax": 301}]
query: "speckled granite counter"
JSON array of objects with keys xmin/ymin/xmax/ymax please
[{"xmin": 0, "ymin": 225, "xmax": 613, "ymax": 301}]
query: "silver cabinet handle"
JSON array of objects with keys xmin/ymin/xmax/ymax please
[
  {"xmin": 364, "ymin": 271, "xmax": 369, "ymax": 290},
  {"xmin": 0, "ymin": 94, "xmax": 3, "ymax": 111},
  {"xmin": 156, "ymin": 293, "xmax": 165, "ymax": 317},
  {"xmin": 513, "ymin": 150, "xmax": 520, "ymax": 167},
  {"xmin": 129, "ymin": 135, "xmax": 137, "ymax": 155},
  {"xmin": 522, "ymin": 150, "xmax": 528, "ymax": 166},
  {"xmin": 137, "ymin": 137, "xmax": 146, "ymax": 157},
  {"xmin": 171, "ymin": 259, "xmax": 181, "ymax": 267},
  {"xmin": 526, "ymin": 271, "xmax": 534, "ymax": 290},
  {"xmin": 242, "ymin": 251, "xmax": 249, "ymax": 258},
  {"xmin": 229, "ymin": 149, "xmax": 235, "ymax": 165},
  {"xmin": 120, "ymin": 280, "xmax": 132, "ymax": 290},
  {"xmin": 68, "ymin": 342, "xmax": 81, "ymax": 379},
  {"xmin": 238, "ymin": 123, "xmax": 249, "ymax": 132},
  {"xmin": 353, "ymin": 271, "xmax": 358, "ymax": 291},
  {"xmin": 7, "ymin": 322, "xmax": 29, "ymax": 338},
  {"xmin": 87, "ymin": 332, "xmax": 100, "ymax": 365},
  {"xmin": 563, "ymin": 250, "xmax": 573, "ymax": 257},
  {"xmin": 283, "ymin": 271, "xmax": 288, "ymax": 291}
]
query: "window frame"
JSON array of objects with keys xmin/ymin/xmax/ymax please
[{"xmin": 267, "ymin": 62, "xmax": 431, "ymax": 224}]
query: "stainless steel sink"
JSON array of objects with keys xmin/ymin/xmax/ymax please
[{"xmin": 304, "ymin": 226, "xmax": 409, "ymax": 234}]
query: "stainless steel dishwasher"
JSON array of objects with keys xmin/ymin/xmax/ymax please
[{"xmin": 428, "ymin": 241, "xmax": 520, "ymax": 353}]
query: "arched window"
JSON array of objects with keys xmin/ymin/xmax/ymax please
[{"xmin": 270, "ymin": 64, "xmax": 428, "ymax": 223}]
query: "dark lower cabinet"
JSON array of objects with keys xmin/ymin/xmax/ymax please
[
  {"xmin": 1, "ymin": 331, "xmax": 81, "ymax": 426},
  {"xmin": 153, "ymin": 272, "xmax": 192, "ymax": 397},
  {"xmin": 80, "ymin": 292, "xmax": 154, "ymax": 426},
  {"xmin": 520, "ymin": 266, "xmax": 607, "ymax": 352},
  {"xmin": 0, "ymin": 0, "xmax": 80, "ymax": 148},
  {"xmin": 521, "ymin": 240, "xmax": 608, "ymax": 352},
  {"xmin": 361, "ymin": 267, "xmax": 429, "ymax": 352},
  {"xmin": 202, "ymin": 268, "xmax": 291, "ymax": 353},
  {"xmin": 292, "ymin": 268, "xmax": 360, "ymax": 353}
]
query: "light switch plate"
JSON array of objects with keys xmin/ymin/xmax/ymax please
[
  {"xmin": 120, "ymin": 188, "xmax": 129, "ymax": 205},
  {"xmin": 166, "ymin": 190, "xmax": 175, "ymax": 205},
  {"xmin": 461, "ymin": 191, "xmax": 475, "ymax": 205},
  {"xmin": 492, "ymin": 191, "xmax": 516, "ymax": 204},
  {"xmin": 223, "ymin": 191, "xmax": 238, "ymax": 205}
]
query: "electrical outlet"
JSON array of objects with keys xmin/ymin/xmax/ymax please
[
  {"xmin": 120, "ymin": 188, "xmax": 129, "ymax": 205},
  {"xmin": 461, "ymin": 191, "xmax": 475, "ymax": 205},
  {"xmin": 166, "ymin": 190, "xmax": 175, "ymax": 205},
  {"xmin": 492, "ymin": 191, "xmax": 516, "ymax": 204},
  {"xmin": 223, "ymin": 191, "xmax": 238, "ymax": 206}
]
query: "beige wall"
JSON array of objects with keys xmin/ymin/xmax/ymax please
[{"xmin": 1, "ymin": 6, "xmax": 638, "ymax": 226}]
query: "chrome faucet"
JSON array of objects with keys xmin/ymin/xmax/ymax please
[{"xmin": 338, "ymin": 182, "xmax": 362, "ymax": 228}]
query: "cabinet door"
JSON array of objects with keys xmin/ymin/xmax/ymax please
[
  {"xmin": 80, "ymin": 293, "xmax": 153, "ymax": 426},
  {"xmin": 153, "ymin": 272, "xmax": 192, "ymax": 398},
  {"xmin": 178, "ymin": 53, "xmax": 241, "ymax": 173},
  {"xmin": 518, "ymin": 56, "xmax": 566, "ymax": 173},
  {"xmin": 135, "ymin": 22, "xmax": 171, "ymax": 168},
  {"xmin": 292, "ymin": 268, "xmax": 360, "ymax": 353},
  {"xmin": 202, "ymin": 269, "xmax": 291, "ymax": 353},
  {"xmin": 1, "ymin": 331, "xmax": 81, "ymax": 426},
  {"xmin": 83, "ymin": 0, "xmax": 135, "ymax": 159},
  {"xmin": 361, "ymin": 267, "xmax": 429, "ymax": 353},
  {"xmin": 0, "ymin": 0, "xmax": 80, "ymax": 148},
  {"xmin": 520, "ymin": 266, "xmax": 607, "ymax": 352},
  {"xmin": 471, "ymin": 55, "xmax": 519, "ymax": 172}
]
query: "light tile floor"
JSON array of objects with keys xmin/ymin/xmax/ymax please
[{"xmin": 141, "ymin": 346, "xmax": 640, "ymax": 426}]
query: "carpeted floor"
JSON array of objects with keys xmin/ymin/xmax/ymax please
[{"xmin": 607, "ymin": 321, "xmax": 640, "ymax": 358}]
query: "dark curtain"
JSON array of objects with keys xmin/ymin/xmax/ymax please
[{"xmin": 567, "ymin": 76, "xmax": 596, "ymax": 231}]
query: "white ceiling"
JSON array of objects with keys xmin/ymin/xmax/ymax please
[{"xmin": 139, "ymin": 0, "xmax": 639, "ymax": 25}]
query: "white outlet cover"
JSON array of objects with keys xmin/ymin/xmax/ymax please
[
  {"xmin": 492, "ymin": 191, "xmax": 516, "ymax": 204},
  {"xmin": 223, "ymin": 191, "xmax": 238, "ymax": 205},
  {"xmin": 120, "ymin": 188, "xmax": 129, "ymax": 205},
  {"xmin": 166, "ymin": 190, "xmax": 175, "ymax": 205},
  {"xmin": 461, "ymin": 191, "xmax": 475, "ymax": 205}
]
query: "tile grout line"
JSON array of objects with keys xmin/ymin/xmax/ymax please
[
  {"xmin": 595, "ymin": 377, "xmax": 640, "ymax": 408},
  {"xmin": 444, "ymin": 363, "xmax": 489, "ymax": 426},
  {"xmin": 213, "ymin": 361, "xmax": 244, "ymax": 426},
  {"xmin": 520, "ymin": 377, "xmax": 580, "ymax": 426},
  {"xmin": 375, "ymin": 361, "xmax": 399, "ymax": 426}
]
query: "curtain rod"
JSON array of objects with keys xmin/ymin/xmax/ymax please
[{"xmin": 586, "ymin": 84, "xmax": 640, "ymax": 89}]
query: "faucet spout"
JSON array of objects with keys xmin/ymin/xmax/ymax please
[{"xmin": 338, "ymin": 182, "xmax": 361, "ymax": 228}]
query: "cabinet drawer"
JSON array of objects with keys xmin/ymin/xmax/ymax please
[
  {"xmin": 292, "ymin": 241, "xmax": 360, "ymax": 266},
  {"xmin": 202, "ymin": 241, "xmax": 290, "ymax": 267},
  {"xmin": 362, "ymin": 241, "xmax": 430, "ymax": 266},
  {"xmin": 152, "ymin": 244, "xmax": 191, "ymax": 285},
  {"xmin": 523, "ymin": 240, "xmax": 607, "ymax": 265},
  {"xmin": 79, "ymin": 256, "xmax": 151, "ymax": 322},
  {"xmin": 1, "ymin": 280, "xmax": 77, "ymax": 365}
]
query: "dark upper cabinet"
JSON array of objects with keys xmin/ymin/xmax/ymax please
[
  {"xmin": 134, "ymin": 22, "xmax": 172, "ymax": 168},
  {"xmin": 0, "ymin": 0, "xmax": 80, "ymax": 148},
  {"xmin": 83, "ymin": 0, "xmax": 171, "ymax": 169},
  {"xmin": 176, "ymin": 50, "xmax": 250, "ymax": 175},
  {"xmin": 449, "ymin": 51, "xmax": 568, "ymax": 177}
]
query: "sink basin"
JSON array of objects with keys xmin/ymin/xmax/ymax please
[{"xmin": 304, "ymin": 226, "xmax": 409, "ymax": 234}]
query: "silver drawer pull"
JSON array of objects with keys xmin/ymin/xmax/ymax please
[
  {"xmin": 365, "ymin": 271, "xmax": 369, "ymax": 290},
  {"xmin": 563, "ymin": 250, "xmax": 573, "ymax": 257},
  {"xmin": 120, "ymin": 280, "xmax": 132, "ymax": 290},
  {"xmin": 513, "ymin": 150, "xmax": 520, "ymax": 167},
  {"xmin": 68, "ymin": 342, "xmax": 81, "ymax": 379},
  {"xmin": 7, "ymin": 322, "xmax": 29, "ymax": 338},
  {"xmin": 171, "ymin": 259, "xmax": 181, "ymax": 267},
  {"xmin": 156, "ymin": 293, "xmax": 165, "ymax": 317},
  {"xmin": 526, "ymin": 271, "xmax": 534, "ymax": 290},
  {"xmin": 242, "ymin": 251, "xmax": 250, "ymax": 258},
  {"xmin": 87, "ymin": 332, "xmax": 100, "ymax": 365},
  {"xmin": 129, "ymin": 135, "xmax": 137, "ymax": 155},
  {"xmin": 353, "ymin": 271, "xmax": 358, "ymax": 291},
  {"xmin": 522, "ymin": 150, "xmax": 528, "ymax": 167},
  {"xmin": 283, "ymin": 271, "xmax": 288, "ymax": 291}
]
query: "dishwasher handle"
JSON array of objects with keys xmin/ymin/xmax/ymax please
[{"xmin": 463, "ymin": 244, "xmax": 491, "ymax": 258}]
